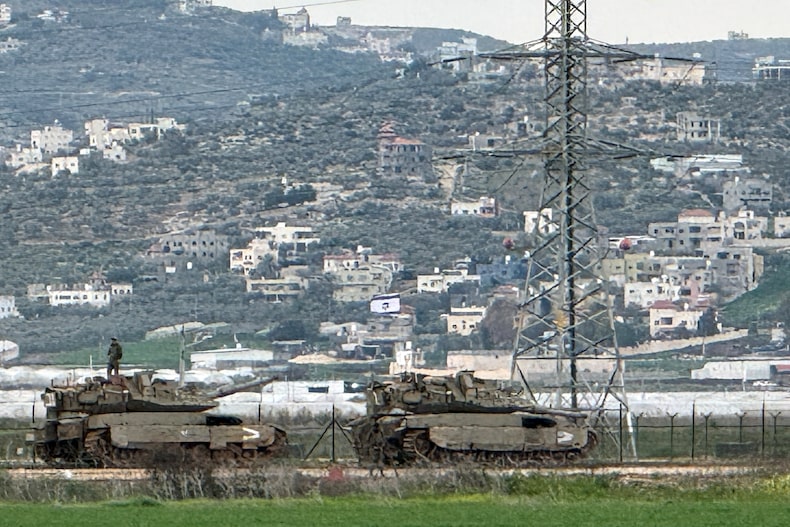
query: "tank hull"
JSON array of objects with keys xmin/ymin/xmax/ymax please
[{"xmin": 28, "ymin": 372, "xmax": 285, "ymax": 467}]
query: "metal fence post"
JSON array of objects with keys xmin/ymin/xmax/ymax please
[
  {"xmin": 691, "ymin": 402, "xmax": 696, "ymax": 461},
  {"xmin": 736, "ymin": 411, "xmax": 746, "ymax": 443},
  {"xmin": 761, "ymin": 400, "xmax": 766, "ymax": 456},
  {"xmin": 619, "ymin": 404, "xmax": 624, "ymax": 463},
  {"xmin": 668, "ymin": 412, "xmax": 678, "ymax": 460},
  {"xmin": 702, "ymin": 412, "xmax": 712, "ymax": 459}
]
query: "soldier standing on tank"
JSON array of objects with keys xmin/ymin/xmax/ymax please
[{"xmin": 107, "ymin": 337, "xmax": 123, "ymax": 378}]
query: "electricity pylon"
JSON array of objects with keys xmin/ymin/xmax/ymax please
[{"xmin": 484, "ymin": 0, "xmax": 637, "ymax": 457}]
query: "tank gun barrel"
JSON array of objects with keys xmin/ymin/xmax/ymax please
[{"xmin": 209, "ymin": 375, "xmax": 278, "ymax": 398}]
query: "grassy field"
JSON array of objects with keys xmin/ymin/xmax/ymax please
[
  {"xmin": 2, "ymin": 471, "xmax": 790, "ymax": 526},
  {"xmin": 1, "ymin": 492, "xmax": 790, "ymax": 527}
]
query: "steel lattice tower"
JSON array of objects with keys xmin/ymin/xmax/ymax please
[{"xmin": 496, "ymin": 0, "xmax": 633, "ymax": 454}]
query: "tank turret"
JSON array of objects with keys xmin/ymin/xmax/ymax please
[
  {"xmin": 349, "ymin": 371, "xmax": 597, "ymax": 467},
  {"xmin": 28, "ymin": 372, "xmax": 284, "ymax": 467}
]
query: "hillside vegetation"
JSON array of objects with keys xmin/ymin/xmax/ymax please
[{"xmin": 0, "ymin": 1, "xmax": 788, "ymax": 358}]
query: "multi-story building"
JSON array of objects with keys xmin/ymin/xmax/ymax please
[
  {"xmin": 231, "ymin": 223, "xmax": 320, "ymax": 274},
  {"xmin": 624, "ymin": 280, "xmax": 682, "ymax": 309},
  {"xmin": 722, "ymin": 177, "xmax": 772, "ymax": 213},
  {"xmin": 648, "ymin": 209, "xmax": 767, "ymax": 253},
  {"xmin": 246, "ymin": 266, "xmax": 309, "ymax": 302},
  {"xmin": 281, "ymin": 7, "xmax": 310, "ymax": 31},
  {"xmin": 6, "ymin": 144, "xmax": 43, "ymax": 168},
  {"xmin": 377, "ymin": 122, "xmax": 432, "ymax": 179},
  {"xmin": 31, "ymin": 122, "xmax": 73, "ymax": 154},
  {"xmin": 436, "ymin": 38, "xmax": 478, "ymax": 72},
  {"xmin": 676, "ymin": 111, "xmax": 721, "ymax": 143},
  {"xmin": 147, "ymin": 228, "xmax": 228, "ymax": 265},
  {"xmin": 753, "ymin": 56, "xmax": 790, "ymax": 81},
  {"xmin": 329, "ymin": 265, "xmax": 394, "ymax": 302}
]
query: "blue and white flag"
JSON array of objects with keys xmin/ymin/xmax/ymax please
[{"xmin": 370, "ymin": 293, "xmax": 400, "ymax": 314}]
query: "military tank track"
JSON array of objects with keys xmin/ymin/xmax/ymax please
[
  {"xmin": 352, "ymin": 425, "xmax": 598, "ymax": 468},
  {"xmin": 347, "ymin": 372, "xmax": 601, "ymax": 468}
]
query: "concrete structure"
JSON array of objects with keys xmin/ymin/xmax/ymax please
[
  {"xmin": 0, "ymin": 295, "xmax": 18, "ymax": 319},
  {"xmin": 0, "ymin": 4, "xmax": 10, "ymax": 25},
  {"xmin": 280, "ymin": 7, "xmax": 309, "ymax": 31},
  {"xmin": 524, "ymin": 208, "xmax": 557, "ymax": 235},
  {"xmin": 51, "ymin": 156, "xmax": 79, "ymax": 176},
  {"xmin": 47, "ymin": 285, "xmax": 111, "ymax": 307},
  {"xmin": 417, "ymin": 267, "xmax": 480, "ymax": 293},
  {"xmin": 468, "ymin": 133, "xmax": 505, "ymax": 151},
  {"xmin": 624, "ymin": 281, "xmax": 682, "ymax": 309},
  {"xmin": 648, "ymin": 209, "xmax": 767, "ymax": 254},
  {"xmin": 147, "ymin": 228, "xmax": 229, "ymax": 264},
  {"xmin": 722, "ymin": 177, "xmax": 772, "ymax": 212},
  {"xmin": 0, "ymin": 37, "xmax": 20, "ymax": 52},
  {"xmin": 377, "ymin": 122, "xmax": 432, "ymax": 179},
  {"xmin": 436, "ymin": 38, "xmax": 477, "ymax": 72},
  {"xmin": 676, "ymin": 111, "xmax": 720, "ymax": 143},
  {"xmin": 231, "ymin": 223, "xmax": 319, "ymax": 275},
  {"xmin": 31, "ymin": 122, "xmax": 73, "ymax": 154},
  {"xmin": 624, "ymin": 56, "xmax": 706, "ymax": 85},
  {"xmin": 6, "ymin": 144, "xmax": 42, "ymax": 168},
  {"xmin": 621, "ymin": 248, "xmax": 762, "ymax": 302},
  {"xmin": 0, "ymin": 340, "xmax": 18, "ymax": 363},
  {"xmin": 445, "ymin": 305, "xmax": 486, "ymax": 336},
  {"xmin": 190, "ymin": 345, "xmax": 274, "ymax": 369},
  {"xmin": 753, "ymin": 56, "xmax": 790, "ymax": 81},
  {"xmin": 650, "ymin": 154, "xmax": 744, "ymax": 176},
  {"xmin": 253, "ymin": 222, "xmax": 320, "ymax": 254},
  {"xmin": 328, "ymin": 266, "xmax": 394, "ymax": 302},
  {"xmin": 323, "ymin": 250, "xmax": 401, "ymax": 274},
  {"xmin": 775, "ymin": 215, "xmax": 790, "ymax": 238},
  {"xmin": 245, "ymin": 266, "xmax": 309, "ymax": 302},
  {"xmin": 648, "ymin": 300, "xmax": 704, "ymax": 338},
  {"xmin": 450, "ymin": 196, "xmax": 498, "ymax": 217}
]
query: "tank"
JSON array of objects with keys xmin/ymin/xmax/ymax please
[
  {"xmin": 349, "ymin": 371, "xmax": 598, "ymax": 466},
  {"xmin": 27, "ymin": 371, "xmax": 285, "ymax": 467}
]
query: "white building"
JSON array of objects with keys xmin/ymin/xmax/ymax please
[
  {"xmin": 648, "ymin": 301, "xmax": 704, "ymax": 338},
  {"xmin": 0, "ymin": 295, "xmax": 18, "ymax": 319},
  {"xmin": 624, "ymin": 281, "xmax": 682, "ymax": 309},
  {"xmin": 417, "ymin": 267, "xmax": 480, "ymax": 293},
  {"xmin": 31, "ymin": 122, "xmax": 73, "ymax": 154},
  {"xmin": 51, "ymin": 156, "xmax": 79, "ymax": 176},
  {"xmin": 0, "ymin": 4, "xmax": 11, "ymax": 25},
  {"xmin": 47, "ymin": 285, "xmax": 111, "ymax": 307},
  {"xmin": 445, "ymin": 305, "xmax": 486, "ymax": 336},
  {"xmin": 524, "ymin": 208, "xmax": 557, "ymax": 235},
  {"xmin": 450, "ymin": 196, "xmax": 498, "ymax": 217},
  {"xmin": 6, "ymin": 144, "xmax": 42, "ymax": 168}
]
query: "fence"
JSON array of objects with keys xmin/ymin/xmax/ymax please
[
  {"xmin": 595, "ymin": 402, "xmax": 790, "ymax": 462},
  {"xmin": 5, "ymin": 402, "xmax": 790, "ymax": 465}
]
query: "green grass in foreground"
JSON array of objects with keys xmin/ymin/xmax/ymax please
[{"xmin": 1, "ymin": 493, "xmax": 790, "ymax": 527}]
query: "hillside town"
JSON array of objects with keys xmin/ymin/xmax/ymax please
[{"xmin": 0, "ymin": 2, "xmax": 788, "ymax": 387}]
